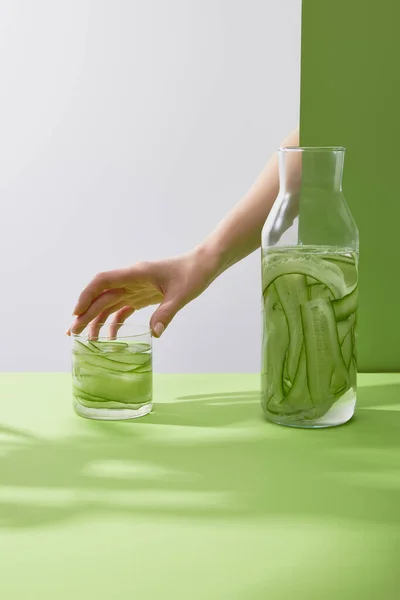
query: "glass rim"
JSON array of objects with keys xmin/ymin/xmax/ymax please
[
  {"xmin": 279, "ymin": 146, "xmax": 346, "ymax": 153},
  {"xmin": 71, "ymin": 323, "xmax": 151, "ymax": 340}
]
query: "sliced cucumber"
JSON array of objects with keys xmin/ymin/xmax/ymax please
[
  {"xmin": 73, "ymin": 387, "xmax": 129, "ymax": 405},
  {"xmin": 74, "ymin": 370, "xmax": 151, "ymax": 403},
  {"xmin": 86, "ymin": 341, "xmax": 101, "ymax": 352},
  {"xmin": 340, "ymin": 329, "xmax": 353, "ymax": 370},
  {"xmin": 103, "ymin": 352, "xmax": 150, "ymax": 366},
  {"xmin": 263, "ymin": 255, "xmax": 346, "ymax": 299},
  {"xmin": 73, "ymin": 335, "xmax": 152, "ymax": 409},
  {"xmin": 73, "ymin": 339, "xmax": 151, "ymax": 369},
  {"xmin": 262, "ymin": 247, "xmax": 358, "ymax": 422},
  {"xmin": 301, "ymin": 299, "xmax": 349, "ymax": 413},
  {"xmin": 337, "ymin": 314, "xmax": 355, "ymax": 344},
  {"xmin": 261, "ymin": 283, "xmax": 289, "ymax": 410},
  {"xmin": 133, "ymin": 364, "xmax": 152, "ymax": 374},
  {"xmin": 274, "ymin": 274, "xmax": 308, "ymax": 384},
  {"xmin": 268, "ymin": 345, "xmax": 314, "ymax": 418},
  {"xmin": 349, "ymin": 357, "xmax": 357, "ymax": 390},
  {"xmin": 306, "ymin": 276, "xmax": 318, "ymax": 286},
  {"xmin": 323, "ymin": 252, "xmax": 358, "ymax": 289},
  {"xmin": 90, "ymin": 341, "xmax": 129, "ymax": 353},
  {"xmin": 74, "ymin": 339, "xmax": 94, "ymax": 354},
  {"xmin": 76, "ymin": 396, "xmax": 149, "ymax": 410},
  {"xmin": 332, "ymin": 284, "xmax": 358, "ymax": 321},
  {"xmin": 308, "ymin": 283, "xmax": 333, "ymax": 301},
  {"xmin": 75, "ymin": 354, "xmax": 140, "ymax": 373},
  {"xmin": 73, "ymin": 387, "xmax": 149, "ymax": 409}
]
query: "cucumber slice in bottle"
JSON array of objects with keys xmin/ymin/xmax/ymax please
[
  {"xmin": 263, "ymin": 255, "xmax": 346, "ymax": 299},
  {"xmin": 300, "ymin": 299, "xmax": 350, "ymax": 415},
  {"xmin": 269, "ymin": 345, "xmax": 315, "ymax": 419},
  {"xmin": 262, "ymin": 283, "xmax": 289, "ymax": 411},
  {"xmin": 274, "ymin": 274, "xmax": 308, "ymax": 384},
  {"xmin": 308, "ymin": 283, "xmax": 333, "ymax": 301},
  {"xmin": 306, "ymin": 276, "xmax": 318, "ymax": 286},
  {"xmin": 337, "ymin": 314, "xmax": 355, "ymax": 344},
  {"xmin": 340, "ymin": 329, "xmax": 354, "ymax": 370},
  {"xmin": 332, "ymin": 284, "xmax": 358, "ymax": 321},
  {"xmin": 349, "ymin": 357, "xmax": 357, "ymax": 388},
  {"xmin": 323, "ymin": 251, "xmax": 358, "ymax": 289},
  {"xmin": 262, "ymin": 246, "xmax": 358, "ymax": 425}
]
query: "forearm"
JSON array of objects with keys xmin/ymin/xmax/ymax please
[{"xmin": 198, "ymin": 128, "xmax": 299, "ymax": 276}]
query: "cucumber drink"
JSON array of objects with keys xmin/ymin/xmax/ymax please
[
  {"xmin": 72, "ymin": 329, "xmax": 152, "ymax": 420},
  {"xmin": 262, "ymin": 246, "xmax": 358, "ymax": 427}
]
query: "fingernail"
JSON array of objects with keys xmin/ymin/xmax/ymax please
[{"xmin": 153, "ymin": 322, "xmax": 165, "ymax": 338}]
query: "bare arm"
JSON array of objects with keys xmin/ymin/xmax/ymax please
[
  {"xmin": 198, "ymin": 128, "xmax": 299, "ymax": 275},
  {"xmin": 69, "ymin": 128, "xmax": 299, "ymax": 337}
]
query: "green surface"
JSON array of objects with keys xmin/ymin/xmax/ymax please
[
  {"xmin": 0, "ymin": 373, "xmax": 400, "ymax": 598},
  {"xmin": 300, "ymin": 0, "xmax": 400, "ymax": 371}
]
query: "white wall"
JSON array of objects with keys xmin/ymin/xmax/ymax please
[{"xmin": 0, "ymin": 0, "xmax": 301, "ymax": 373}]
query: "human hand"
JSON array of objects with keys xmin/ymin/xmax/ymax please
[{"xmin": 67, "ymin": 247, "xmax": 219, "ymax": 339}]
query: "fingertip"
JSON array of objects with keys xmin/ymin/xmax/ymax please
[
  {"xmin": 68, "ymin": 321, "xmax": 80, "ymax": 336},
  {"xmin": 152, "ymin": 322, "xmax": 165, "ymax": 338},
  {"xmin": 73, "ymin": 294, "xmax": 90, "ymax": 317}
]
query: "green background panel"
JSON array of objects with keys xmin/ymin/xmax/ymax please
[{"xmin": 300, "ymin": 0, "xmax": 400, "ymax": 371}]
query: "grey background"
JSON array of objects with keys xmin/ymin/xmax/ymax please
[{"xmin": 0, "ymin": 0, "xmax": 301, "ymax": 372}]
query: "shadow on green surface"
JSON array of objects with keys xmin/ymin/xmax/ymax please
[
  {"xmin": 145, "ymin": 390, "xmax": 261, "ymax": 427},
  {"xmin": 356, "ymin": 383, "xmax": 400, "ymax": 408},
  {"xmin": 0, "ymin": 382, "xmax": 399, "ymax": 530},
  {"xmin": 0, "ymin": 424, "xmax": 39, "ymax": 441}
]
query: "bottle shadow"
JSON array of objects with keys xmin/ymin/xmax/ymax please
[{"xmin": 0, "ymin": 382, "xmax": 399, "ymax": 530}]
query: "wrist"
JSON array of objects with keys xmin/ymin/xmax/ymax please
[{"xmin": 191, "ymin": 237, "xmax": 229, "ymax": 280}]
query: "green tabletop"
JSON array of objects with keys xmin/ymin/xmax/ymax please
[{"xmin": 0, "ymin": 373, "xmax": 399, "ymax": 599}]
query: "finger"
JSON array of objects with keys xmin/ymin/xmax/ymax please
[
  {"xmin": 108, "ymin": 306, "xmax": 136, "ymax": 339},
  {"xmin": 70, "ymin": 289, "xmax": 125, "ymax": 335},
  {"xmin": 150, "ymin": 295, "xmax": 183, "ymax": 338},
  {"xmin": 73, "ymin": 268, "xmax": 131, "ymax": 316},
  {"xmin": 87, "ymin": 301, "xmax": 127, "ymax": 340}
]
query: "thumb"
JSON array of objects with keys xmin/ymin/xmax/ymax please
[{"xmin": 150, "ymin": 295, "xmax": 182, "ymax": 338}]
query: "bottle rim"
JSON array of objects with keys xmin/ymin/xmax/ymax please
[{"xmin": 279, "ymin": 146, "xmax": 345, "ymax": 153}]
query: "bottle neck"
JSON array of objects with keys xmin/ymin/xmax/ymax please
[{"xmin": 278, "ymin": 147, "xmax": 344, "ymax": 195}]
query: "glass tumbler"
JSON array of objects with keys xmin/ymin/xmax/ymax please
[{"xmin": 72, "ymin": 324, "xmax": 152, "ymax": 420}]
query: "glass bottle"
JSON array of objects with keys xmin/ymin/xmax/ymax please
[{"xmin": 261, "ymin": 147, "xmax": 359, "ymax": 428}]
